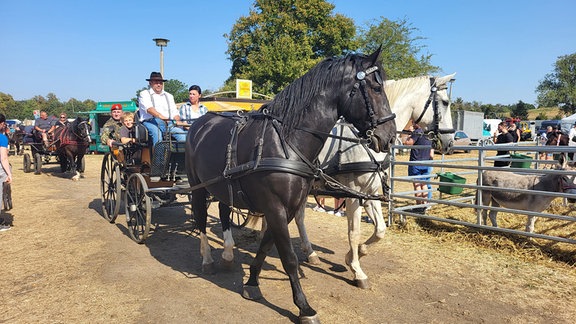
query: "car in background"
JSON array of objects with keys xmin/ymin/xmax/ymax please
[{"xmin": 444, "ymin": 130, "xmax": 472, "ymax": 154}]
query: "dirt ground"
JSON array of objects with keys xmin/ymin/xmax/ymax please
[{"xmin": 1, "ymin": 152, "xmax": 575, "ymax": 324}]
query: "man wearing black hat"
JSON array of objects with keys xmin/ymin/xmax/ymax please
[{"xmin": 138, "ymin": 72, "xmax": 186, "ymax": 149}]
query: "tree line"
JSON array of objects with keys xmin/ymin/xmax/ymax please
[{"xmin": 0, "ymin": 0, "xmax": 573, "ymax": 122}]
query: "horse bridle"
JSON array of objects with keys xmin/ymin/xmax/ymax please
[
  {"xmin": 72, "ymin": 120, "xmax": 91, "ymax": 143},
  {"xmin": 348, "ymin": 65, "xmax": 396, "ymax": 140},
  {"xmin": 409, "ymin": 77, "xmax": 455, "ymax": 150}
]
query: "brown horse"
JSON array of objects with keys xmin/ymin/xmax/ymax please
[{"xmin": 52, "ymin": 117, "xmax": 91, "ymax": 180}]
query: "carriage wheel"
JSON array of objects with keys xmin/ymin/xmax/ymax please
[
  {"xmin": 34, "ymin": 153, "xmax": 42, "ymax": 174},
  {"xmin": 230, "ymin": 208, "xmax": 253, "ymax": 228},
  {"xmin": 100, "ymin": 153, "xmax": 122, "ymax": 223},
  {"xmin": 125, "ymin": 173, "xmax": 151, "ymax": 243},
  {"xmin": 23, "ymin": 153, "xmax": 32, "ymax": 173}
]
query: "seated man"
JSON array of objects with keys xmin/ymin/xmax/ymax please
[
  {"xmin": 100, "ymin": 103, "xmax": 124, "ymax": 148},
  {"xmin": 138, "ymin": 72, "xmax": 187, "ymax": 151},
  {"xmin": 34, "ymin": 110, "xmax": 56, "ymax": 147}
]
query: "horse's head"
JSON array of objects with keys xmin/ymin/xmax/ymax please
[
  {"xmin": 71, "ymin": 117, "xmax": 92, "ymax": 143},
  {"xmin": 339, "ymin": 47, "xmax": 396, "ymax": 153}
]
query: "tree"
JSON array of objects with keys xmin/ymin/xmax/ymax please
[
  {"xmin": 225, "ymin": 0, "xmax": 356, "ymax": 95},
  {"xmin": 536, "ymin": 53, "xmax": 576, "ymax": 114},
  {"xmin": 510, "ymin": 100, "xmax": 534, "ymax": 120},
  {"xmin": 356, "ymin": 17, "xmax": 439, "ymax": 79}
]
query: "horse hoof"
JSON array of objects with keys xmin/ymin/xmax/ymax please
[
  {"xmin": 241, "ymin": 285, "xmax": 263, "ymax": 300},
  {"xmin": 202, "ymin": 263, "xmax": 216, "ymax": 275},
  {"xmin": 299, "ymin": 314, "xmax": 320, "ymax": 324},
  {"xmin": 355, "ymin": 278, "xmax": 370, "ymax": 289},
  {"xmin": 307, "ymin": 254, "xmax": 321, "ymax": 265},
  {"xmin": 220, "ymin": 258, "xmax": 234, "ymax": 271}
]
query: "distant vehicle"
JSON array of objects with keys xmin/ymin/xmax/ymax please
[
  {"xmin": 444, "ymin": 130, "xmax": 472, "ymax": 155},
  {"xmin": 452, "ymin": 130, "xmax": 472, "ymax": 153},
  {"xmin": 538, "ymin": 120, "xmax": 563, "ymax": 136}
]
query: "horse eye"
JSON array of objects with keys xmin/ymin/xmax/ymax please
[{"xmin": 373, "ymin": 86, "xmax": 382, "ymax": 93}]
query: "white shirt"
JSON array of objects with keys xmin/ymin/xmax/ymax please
[
  {"xmin": 569, "ymin": 127, "xmax": 576, "ymax": 147},
  {"xmin": 138, "ymin": 88, "xmax": 179, "ymax": 121}
]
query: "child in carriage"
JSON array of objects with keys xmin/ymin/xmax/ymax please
[{"xmin": 118, "ymin": 112, "xmax": 143, "ymax": 164}]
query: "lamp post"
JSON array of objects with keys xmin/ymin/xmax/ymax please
[{"xmin": 153, "ymin": 38, "xmax": 170, "ymax": 76}]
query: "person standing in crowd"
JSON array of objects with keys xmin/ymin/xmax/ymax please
[
  {"xmin": 404, "ymin": 123, "xmax": 434, "ymax": 209},
  {"xmin": 138, "ymin": 72, "xmax": 187, "ymax": 149},
  {"xmin": 179, "ymin": 85, "xmax": 208, "ymax": 130},
  {"xmin": 0, "ymin": 114, "xmax": 13, "ymax": 232},
  {"xmin": 508, "ymin": 122, "xmax": 521, "ymax": 143},
  {"xmin": 100, "ymin": 103, "xmax": 124, "ymax": 148},
  {"xmin": 493, "ymin": 121, "xmax": 514, "ymax": 167},
  {"xmin": 34, "ymin": 110, "xmax": 56, "ymax": 147},
  {"xmin": 568, "ymin": 122, "xmax": 576, "ymax": 161}
]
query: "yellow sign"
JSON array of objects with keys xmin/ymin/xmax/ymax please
[{"xmin": 236, "ymin": 79, "xmax": 252, "ymax": 99}]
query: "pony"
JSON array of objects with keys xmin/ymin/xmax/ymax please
[
  {"xmin": 283, "ymin": 74, "xmax": 456, "ymax": 288},
  {"xmin": 185, "ymin": 48, "xmax": 397, "ymax": 323},
  {"xmin": 52, "ymin": 117, "xmax": 91, "ymax": 180}
]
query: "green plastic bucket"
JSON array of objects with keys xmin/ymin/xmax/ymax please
[
  {"xmin": 438, "ymin": 172, "xmax": 466, "ymax": 195},
  {"xmin": 510, "ymin": 153, "xmax": 532, "ymax": 168}
]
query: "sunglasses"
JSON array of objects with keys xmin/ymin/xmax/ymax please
[{"xmin": 60, "ymin": 116, "xmax": 66, "ymax": 119}]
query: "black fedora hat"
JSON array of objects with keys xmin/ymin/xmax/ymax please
[{"xmin": 146, "ymin": 72, "xmax": 167, "ymax": 82}]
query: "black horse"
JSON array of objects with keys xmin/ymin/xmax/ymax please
[
  {"xmin": 53, "ymin": 117, "xmax": 91, "ymax": 180},
  {"xmin": 185, "ymin": 48, "xmax": 396, "ymax": 323}
]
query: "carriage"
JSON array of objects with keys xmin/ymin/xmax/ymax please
[
  {"xmin": 20, "ymin": 119, "xmax": 89, "ymax": 177},
  {"xmin": 99, "ymin": 98, "xmax": 268, "ymax": 243},
  {"xmin": 99, "ymin": 121, "xmax": 193, "ymax": 243},
  {"xmin": 21, "ymin": 130, "xmax": 65, "ymax": 174}
]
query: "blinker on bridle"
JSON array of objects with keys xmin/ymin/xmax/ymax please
[{"xmin": 349, "ymin": 65, "xmax": 396, "ymax": 138}]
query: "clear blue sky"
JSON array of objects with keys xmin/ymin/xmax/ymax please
[{"xmin": 2, "ymin": 0, "xmax": 574, "ymax": 106}]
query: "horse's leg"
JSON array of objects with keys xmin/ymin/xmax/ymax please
[
  {"xmin": 295, "ymin": 209, "xmax": 320, "ymax": 265},
  {"xmin": 525, "ymin": 215, "xmax": 536, "ymax": 233},
  {"xmin": 218, "ymin": 202, "xmax": 235, "ymax": 270},
  {"xmin": 360, "ymin": 199, "xmax": 386, "ymax": 252},
  {"xmin": 343, "ymin": 198, "xmax": 369, "ymax": 288},
  {"xmin": 192, "ymin": 189, "xmax": 215, "ymax": 274},
  {"xmin": 488, "ymin": 199, "xmax": 500, "ymax": 227},
  {"xmin": 244, "ymin": 206, "xmax": 318, "ymax": 322},
  {"xmin": 68, "ymin": 151, "xmax": 80, "ymax": 181},
  {"xmin": 76, "ymin": 153, "xmax": 85, "ymax": 178}
]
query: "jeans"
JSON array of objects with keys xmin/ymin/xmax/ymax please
[{"xmin": 142, "ymin": 117, "xmax": 187, "ymax": 148}]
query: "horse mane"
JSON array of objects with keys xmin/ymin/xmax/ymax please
[
  {"xmin": 260, "ymin": 54, "xmax": 363, "ymax": 137},
  {"xmin": 384, "ymin": 75, "xmax": 430, "ymax": 107}
]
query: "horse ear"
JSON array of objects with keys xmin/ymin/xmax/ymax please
[
  {"xmin": 436, "ymin": 73, "xmax": 457, "ymax": 86},
  {"xmin": 368, "ymin": 45, "xmax": 382, "ymax": 65}
]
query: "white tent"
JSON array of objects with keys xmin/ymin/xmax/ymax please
[{"xmin": 561, "ymin": 113, "xmax": 576, "ymax": 133}]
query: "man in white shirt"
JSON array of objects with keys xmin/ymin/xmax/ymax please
[{"xmin": 138, "ymin": 72, "xmax": 187, "ymax": 148}]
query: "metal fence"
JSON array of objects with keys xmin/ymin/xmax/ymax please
[{"xmin": 389, "ymin": 142, "xmax": 576, "ymax": 244}]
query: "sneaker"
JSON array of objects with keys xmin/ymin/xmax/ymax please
[
  {"xmin": 0, "ymin": 225, "xmax": 11, "ymax": 232},
  {"xmin": 312, "ymin": 206, "xmax": 326, "ymax": 213},
  {"xmin": 150, "ymin": 176, "xmax": 161, "ymax": 182},
  {"xmin": 334, "ymin": 211, "xmax": 344, "ymax": 217},
  {"xmin": 327, "ymin": 210, "xmax": 334, "ymax": 215}
]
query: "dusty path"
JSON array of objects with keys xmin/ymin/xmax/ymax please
[{"xmin": 1, "ymin": 153, "xmax": 575, "ymax": 323}]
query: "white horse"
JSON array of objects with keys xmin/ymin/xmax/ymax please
[{"xmin": 292, "ymin": 73, "xmax": 456, "ymax": 288}]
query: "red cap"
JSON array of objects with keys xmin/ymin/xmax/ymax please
[{"xmin": 111, "ymin": 104, "xmax": 123, "ymax": 111}]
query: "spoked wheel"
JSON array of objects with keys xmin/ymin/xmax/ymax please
[
  {"xmin": 230, "ymin": 208, "xmax": 255, "ymax": 228},
  {"xmin": 34, "ymin": 153, "xmax": 42, "ymax": 174},
  {"xmin": 100, "ymin": 153, "xmax": 122, "ymax": 223},
  {"xmin": 23, "ymin": 153, "xmax": 32, "ymax": 173},
  {"xmin": 125, "ymin": 173, "xmax": 151, "ymax": 243}
]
